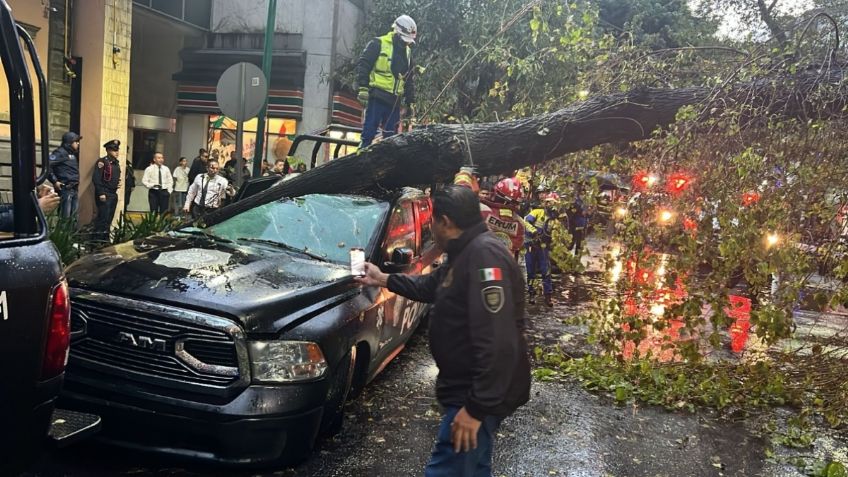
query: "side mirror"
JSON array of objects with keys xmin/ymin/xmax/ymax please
[
  {"xmin": 391, "ymin": 247, "xmax": 414, "ymax": 265},
  {"xmin": 383, "ymin": 247, "xmax": 414, "ymax": 272}
]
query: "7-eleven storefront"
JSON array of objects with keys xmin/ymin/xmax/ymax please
[{"xmin": 176, "ymin": 85, "xmax": 302, "ymax": 168}]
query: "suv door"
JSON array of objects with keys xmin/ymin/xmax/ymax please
[
  {"xmin": 0, "ymin": 6, "xmax": 66, "ymax": 473},
  {"xmin": 377, "ymin": 200, "xmax": 419, "ymax": 351}
]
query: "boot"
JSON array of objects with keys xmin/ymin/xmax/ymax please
[
  {"xmin": 528, "ymin": 293, "xmax": 536, "ymax": 305},
  {"xmin": 544, "ymin": 294, "xmax": 554, "ymax": 308}
]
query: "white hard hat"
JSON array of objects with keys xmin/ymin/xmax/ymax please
[{"xmin": 393, "ymin": 15, "xmax": 417, "ymax": 44}]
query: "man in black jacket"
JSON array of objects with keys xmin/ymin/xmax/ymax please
[
  {"xmin": 358, "ymin": 185, "xmax": 531, "ymax": 476},
  {"xmin": 48, "ymin": 131, "xmax": 81, "ymax": 222},
  {"xmin": 188, "ymin": 148, "xmax": 209, "ymax": 185},
  {"xmin": 355, "ymin": 15, "xmax": 417, "ymax": 148}
]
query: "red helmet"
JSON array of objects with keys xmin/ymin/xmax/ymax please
[
  {"xmin": 493, "ymin": 177, "xmax": 523, "ymax": 203},
  {"xmin": 543, "ymin": 192, "xmax": 560, "ymax": 204}
]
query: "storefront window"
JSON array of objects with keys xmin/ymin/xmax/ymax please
[
  {"xmin": 327, "ymin": 129, "xmax": 360, "ymax": 159},
  {"xmin": 207, "ymin": 115, "xmax": 297, "ymax": 167}
]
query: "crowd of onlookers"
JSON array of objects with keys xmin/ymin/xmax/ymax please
[
  {"xmin": 140, "ymin": 148, "xmax": 309, "ymax": 219},
  {"xmin": 7, "ymin": 131, "xmax": 309, "ymax": 241}
]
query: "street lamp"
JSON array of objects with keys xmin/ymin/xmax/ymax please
[
  {"xmin": 658, "ymin": 208, "xmax": 674, "ymax": 224},
  {"xmin": 765, "ymin": 232, "xmax": 781, "ymax": 248}
]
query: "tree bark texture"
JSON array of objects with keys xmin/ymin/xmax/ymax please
[{"xmin": 204, "ymin": 65, "xmax": 847, "ymax": 226}]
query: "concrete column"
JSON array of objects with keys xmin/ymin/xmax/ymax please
[
  {"xmin": 72, "ymin": 0, "xmax": 132, "ymax": 226},
  {"xmin": 299, "ymin": 0, "xmax": 335, "ymax": 166}
]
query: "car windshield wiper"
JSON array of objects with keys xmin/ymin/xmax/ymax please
[
  {"xmin": 236, "ymin": 237, "xmax": 329, "ymax": 262},
  {"xmin": 174, "ymin": 229, "xmax": 233, "ymax": 243}
]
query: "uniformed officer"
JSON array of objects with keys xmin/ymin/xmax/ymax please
[
  {"xmin": 48, "ymin": 131, "xmax": 82, "ymax": 222},
  {"xmin": 357, "ymin": 185, "xmax": 531, "ymax": 476},
  {"xmin": 92, "ymin": 139, "xmax": 122, "ymax": 242}
]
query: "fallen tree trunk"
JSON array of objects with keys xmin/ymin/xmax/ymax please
[{"xmin": 205, "ymin": 65, "xmax": 848, "ymax": 225}]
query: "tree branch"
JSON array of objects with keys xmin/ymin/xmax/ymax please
[{"xmin": 203, "ymin": 64, "xmax": 848, "ymax": 226}]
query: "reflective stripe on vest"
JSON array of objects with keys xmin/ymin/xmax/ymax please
[{"xmin": 369, "ymin": 32, "xmax": 410, "ymax": 97}]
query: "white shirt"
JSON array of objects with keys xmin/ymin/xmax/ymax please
[
  {"xmin": 173, "ymin": 166, "xmax": 190, "ymax": 192},
  {"xmin": 185, "ymin": 173, "xmax": 232, "ymax": 209},
  {"xmin": 142, "ymin": 164, "xmax": 174, "ymax": 193}
]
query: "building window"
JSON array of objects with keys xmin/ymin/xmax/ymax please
[
  {"xmin": 207, "ymin": 115, "xmax": 298, "ymax": 167},
  {"xmin": 184, "ymin": 0, "xmax": 212, "ymax": 29},
  {"xmin": 134, "ymin": 0, "xmax": 211, "ymax": 29}
]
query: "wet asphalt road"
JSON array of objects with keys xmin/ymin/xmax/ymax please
[
  {"xmin": 23, "ymin": 289, "xmax": 799, "ymax": 477},
  {"xmin": 24, "ymin": 237, "xmax": 848, "ymax": 476}
]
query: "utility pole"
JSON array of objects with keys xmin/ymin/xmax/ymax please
[{"xmin": 253, "ymin": 0, "xmax": 277, "ymax": 177}]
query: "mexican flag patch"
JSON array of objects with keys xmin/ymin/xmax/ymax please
[{"xmin": 479, "ymin": 267, "xmax": 503, "ymax": 282}]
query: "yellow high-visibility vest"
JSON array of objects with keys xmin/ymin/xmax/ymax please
[{"xmin": 369, "ymin": 32, "xmax": 410, "ymax": 97}]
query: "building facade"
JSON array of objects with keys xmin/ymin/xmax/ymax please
[{"xmin": 0, "ymin": 0, "xmax": 365, "ymax": 221}]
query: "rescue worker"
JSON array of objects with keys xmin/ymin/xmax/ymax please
[
  {"xmin": 355, "ymin": 15, "xmax": 417, "ymax": 148},
  {"xmin": 524, "ymin": 193, "xmax": 560, "ymax": 307},
  {"xmin": 568, "ymin": 189, "xmax": 589, "ymax": 256},
  {"xmin": 356, "ymin": 185, "xmax": 531, "ymax": 476},
  {"xmin": 454, "ymin": 170, "xmax": 527, "ymax": 262},
  {"xmin": 92, "ymin": 139, "xmax": 122, "ymax": 242},
  {"xmin": 483, "ymin": 177, "xmax": 526, "ymax": 261},
  {"xmin": 48, "ymin": 131, "xmax": 82, "ymax": 222}
]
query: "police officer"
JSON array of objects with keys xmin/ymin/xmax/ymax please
[
  {"xmin": 49, "ymin": 131, "xmax": 82, "ymax": 222},
  {"xmin": 357, "ymin": 185, "xmax": 531, "ymax": 476},
  {"xmin": 92, "ymin": 139, "xmax": 121, "ymax": 242}
]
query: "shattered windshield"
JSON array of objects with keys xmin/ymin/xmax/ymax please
[{"xmin": 206, "ymin": 194, "xmax": 389, "ymax": 263}]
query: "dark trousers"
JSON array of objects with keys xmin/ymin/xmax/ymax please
[
  {"xmin": 424, "ymin": 406, "xmax": 502, "ymax": 477},
  {"xmin": 190, "ymin": 204, "xmax": 217, "ymax": 219},
  {"xmin": 147, "ymin": 189, "xmax": 170, "ymax": 215},
  {"xmin": 124, "ymin": 187, "xmax": 133, "ymax": 213},
  {"xmin": 360, "ymin": 97, "xmax": 401, "ymax": 147},
  {"xmin": 570, "ymin": 226, "xmax": 585, "ymax": 254},
  {"xmin": 94, "ymin": 192, "xmax": 118, "ymax": 241},
  {"xmin": 526, "ymin": 245, "xmax": 553, "ymax": 296}
]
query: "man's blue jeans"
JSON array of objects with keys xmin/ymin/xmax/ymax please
[
  {"xmin": 425, "ymin": 406, "xmax": 502, "ymax": 477},
  {"xmin": 360, "ymin": 97, "xmax": 401, "ymax": 147},
  {"xmin": 58, "ymin": 187, "xmax": 79, "ymax": 222}
]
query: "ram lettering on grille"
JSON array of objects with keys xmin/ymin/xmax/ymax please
[{"xmin": 116, "ymin": 331, "xmax": 167, "ymax": 352}]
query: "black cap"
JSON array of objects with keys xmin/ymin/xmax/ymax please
[
  {"xmin": 103, "ymin": 139, "xmax": 121, "ymax": 151},
  {"xmin": 62, "ymin": 131, "xmax": 81, "ymax": 144}
]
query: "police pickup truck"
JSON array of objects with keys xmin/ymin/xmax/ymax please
[
  {"xmin": 61, "ymin": 188, "xmax": 438, "ymax": 465},
  {"xmin": 0, "ymin": 2, "xmax": 98, "ymax": 474}
]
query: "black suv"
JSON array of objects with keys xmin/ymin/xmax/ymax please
[
  {"xmin": 0, "ymin": 2, "xmax": 98, "ymax": 473},
  {"xmin": 61, "ymin": 189, "xmax": 438, "ymax": 465}
]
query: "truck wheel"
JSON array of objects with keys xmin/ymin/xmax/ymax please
[{"xmin": 319, "ymin": 347, "xmax": 355, "ymax": 436}]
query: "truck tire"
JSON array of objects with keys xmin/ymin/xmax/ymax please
[{"xmin": 319, "ymin": 347, "xmax": 355, "ymax": 436}]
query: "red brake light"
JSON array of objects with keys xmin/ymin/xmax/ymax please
[
  {"xmin": 42, "ymin": 280, "xmax": 70, "ymax": 379},
  {"xmin": 666, "ymin": 172, "xmax": 691, "ymax": 195},
  {"xmin": 741, "ymin": 191, "xmax": 760, "ymax": 207},
  {"xmin": 633, "ymin": 172, "xmax": 657, "ymax": 191}
]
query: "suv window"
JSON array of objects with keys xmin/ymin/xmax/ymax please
[
  {"xmin": 417, "ymin": 199, "xmax": 433, "ymax": 249},
  {"xmin": 0, "ymin": 50, "xmax": 12, "ymax": 238},
  {"xmin": 384, "ymin": 201, "xmax": 417, "ymax": 261}
]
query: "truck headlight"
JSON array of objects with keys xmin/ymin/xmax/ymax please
[{"xmin": 248, "ymin": 341, "xmax": 328, "ymax": 383}]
